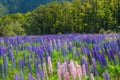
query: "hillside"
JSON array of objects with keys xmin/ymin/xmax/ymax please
[{"xmin": 0, "ymin": 0, "xmax": 53, "ymax": 17}]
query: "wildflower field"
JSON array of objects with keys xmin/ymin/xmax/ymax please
[{"xmin": 0, "ymin": 34, "xmax": 120, "ymax": 80}]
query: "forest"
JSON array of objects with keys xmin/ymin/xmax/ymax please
[{"xmin": 0, "ymin": 0, "xmax": 120, "ymax": 36}]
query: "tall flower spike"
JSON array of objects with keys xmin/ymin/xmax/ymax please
[
  {"xmin": 92, "ymin": 58, "xmax": 98, "ymax": 76},
  {"xmin": 43, "ymin": 62, "xmax": 48, "ymax": 79},
  {"xmin": 103, "ymin": 71, "xmax": 110, "ymax": 80},
  {"xmin": 61, "ymin": 61, "xmax": 68, "ymax": 79},
  {"xmin": 68, "ymin": 60, "xmax": 76, "ymax": 80},
  {"xmin": 57, "ymin": 69, "xmax": 62, "ymax": 80},
  {"xmin": 14, "ymin": 73, "xmax": 19, "ymax": 80},
  {"xmin": 48, "ymin": 56, "xmax": 53, "ymax": 75},
  {"xmin": 3, "ymin": 54, "xmax": 8, "ymax": 75},
  {"xmin": 90, "ymin": 73, "xmax": 94, "ymax": 80},
  {"xmin": 75, "ymin": 61, "xmax": 82, "ymax": 80},
  {"xmin": 28, "ymin": 73, "xmax": 33, "ymax": 80},
  {"xmin": 57, "ymin": 61, "xmax": 61, "ymax": 80},
  {"xmin": 64, "ymin": 72, "xmax": 69, "ymax": 80},
  {"xmin": 82, "ymin": 64, "xmax": 87, "ymax": 78}
]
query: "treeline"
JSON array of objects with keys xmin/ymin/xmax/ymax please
[{"xmin": 0, "ymin": 0, "xmax": 120, "ymax": 36}]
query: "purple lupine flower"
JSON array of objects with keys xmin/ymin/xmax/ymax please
[
  {"xmin": 81, "ymin": 56, "xmax": 90, "ymax": 75},
  {"xmin": 53, "ymin": 39, "xmax": 57, "ymax": 50},
  {"xmin": 91, "ymin": 58, "xmax": 98, "ymax": 76},
  {"xmin": 38, "ymin": 47, "xmax": 44, "ymax": 64},
  {"xmin": 8, "ymin": 48, "xmax": 16, "ymax": 68},
  {"xmin": 40, "ymin": 70, "xmax": 44, "ymax": 80},
  {"xmin": 14, "ymin": 73, "xmax": 19, "ymax": 80},
  {"xmin": 28, "ymin": 73, "xmax": 35, "ymax": 80},
  {"xmin": 2, "ymin": 64, "xmax": 4, "ymax": 80},
  {"xmin": 57, "ymin": 39, "xmax": 61, "ymax": 51},
  {"xmin": 97, "ymin": 53, "xmax": 104, "ymax": 69},
  {"xmin": 101, "ymin": 53, "xmax": 108, "ymax": 67},
  {"xmin": 109, "ymin": 49, "xmax": 116, "ymax": 65},
  {"xmin": 0, "ymin": 47, "xmax": 6, "ymax": 57},
  {"xmin": 103, "ymin": 71, "xmax": 110, "ymax": 80},
  {"xmin": 28, "ymin": 55, "xmax": 32, "ymax": 73},
  {"xmin": 36, "ymin": 72, "xmax": 40, "ymax": 80},
  {"xmin": 19, "ymin": 71, "xmax": 24, "ymax": 80},
  {"xmin": 18, "ymin": 59, "xmax": 24, "ymax": 72},
  {"xmin": 34, "ymin": 59, "xmax": 38, "ymax": 73},
  {"xmin": 3, "ymin": 54, "xmax": 8, "ymax": 75},
  {"xmin": 68, "ymin": 41, "xmax": 73, "ymax": 52}
]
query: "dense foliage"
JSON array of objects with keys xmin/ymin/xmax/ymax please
[
  {"xmin": 0, "ymin": 0, "xmax": 53, "ymax": 15},
  {"xmin": 0, "ymin": 0, "xmax": 120, "ymax": 36},
  {"xmin": 26, "ymin": 0, "xmax": 120, "ymax": 35},
  {"xmin": 0, "ymin": 3, "xmax": 8, "ymax": 17},
  {"xmin": 0, "ymin": 34, "xmax": 120, "ymax": 80}
]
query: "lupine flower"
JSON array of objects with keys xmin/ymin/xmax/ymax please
[
  {"xmin": 40, "ymin": 70, "xmax": 44, "ymax": 80},
  {"xmin": 48, "ymin": 56, "xmax": 53, "ymax": 75},
  {"xmin": 101, "ymin": 53, "xmax": 108, "ymax": 67},
  {"xmin": 28, "ymin": 73, "xmax": 35, "ymax": 80},
  {"xmin": 36, "ymin": 72, "xmax": 40, "ymax": 80},
  {"xmin": 57, "ymin": 69, "xmax": 62, "ymax": 80},
  {"xmin": 2, "ymin": 64, "xmax": 4, "ymax": 80},
  {"xmin": 82, "ymin": 64, "xmax": 87, "ymax": 78},
  {"xmin": 3, "ymin": 54, "xmax": 8, "ymax": 75},
  {"xmin": 43, "ymin": 62, "xmax": 48, "ymax": 79},
  {"xmin": 91, "ymin": 58, "xmax": 98, "ymax": 76},
  {"xmin": 28, "ymin": 55, "xmax": 32, "ymax": 73},
  {"xmin": 14, "ymin": 73, "xmax": 19, "ymax": 80},
  {"xmin": 61, "ymin": 60, "xmax": 68, "ymax": 79},
  {"xmin": 110, "ymin": 49, "xmax": 116, "ymax": 65},
  {"xmin": 68, "ymin": 60, "xmax": 76, "ymax": 80},
  {"xmin": 34, "ymin": 59, "xmax": 38, "ymax": 73},
  {"xmin": 19, "ymin": 71, "xmax": 24, "ymax": 80},
  {"xmin": 81, "ymin": 56, "xmax": 89, "ymax": 75},
  {"xmin": 103, "ymin": 71, "xmax": 110, "ymax": 80},
  {"xmin": 64, "ymin": 72, "xmax": 69, "ymax": 80},
  {"xmin": 57, "ymin": 60, "xmax": 61, "ymax": 80},
  {"xmin": 18, "ymin": 59, "xmax": 24, "ymax": 72},
  {"xmin": 75, "ymin": 61, "xmax": 82, "ymax": 80},
  {"xmin": 8, "ymin": 49, "xmax": 16, "ymax": 68},
  {"xmin": 90, "ymin": 73, "xmax": 94, "ymax": 80}
]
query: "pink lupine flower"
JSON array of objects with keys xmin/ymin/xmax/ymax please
[
  {"xmin": 68, "ymin": 60, "xmax": 76, "ymax": 80},
  {"xmin": 90, "ymin": 73, "xmax": 94, "ymax": 80},
  {"xmin": 57, "ymin": 69, "xmax": 62, "ymax": 80},
  {"xmin": 43, "ymin": 62, "xmax": 48, "ymax": 79},
  {"xmin": 48, "ymin": 56, "xmax": 53, "ymax": 75},
  {"xmin": 64, "ymin": 72, "xmax": 69, "ymax": 80},
  {"xmin": 57, "ymin": 61, "xmax": 61, "ymax": 70},
  {"xmin": 82, "ymin": 64, "xmax": 87, "ymax": 78},
  {"xmin": 75, "ymin": 62, "xmax": 82, "ymax": 80},
  {"xmin": 61, "ymin": 61, "xmax": 68, "ymax": 78},
  {"xmin": 57, "ymin": 61, "xmax": 62, "ymax": 80}
]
